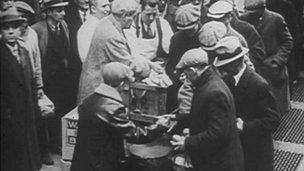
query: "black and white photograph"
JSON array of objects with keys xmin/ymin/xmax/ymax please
[{"xmin": 1, "ymin": 0, "xmax": 304, "ymax": 171}]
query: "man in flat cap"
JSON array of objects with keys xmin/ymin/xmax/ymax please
[
  {"xmin": 213, "ymin": 36, "xmax": 280, "ymax": 171},
  {"xmin": 72, "ymin": 63, "xmax": 170, "ymax": 171},
  {"xmin": 241, "ymin": 0, "xmax": 293, "ymax": 116},
  {"xmin": 0, "ymin": 7, "xmax": 41, "ymax": 171},
  {"xmin": 165, "ymin": 3, "xmax": 202, "ymax": 112},
  {"xmin": 214, "ymin": 0, "xmax": 266, "ymax": 69},
  {"xmin": 78, "ymin": 0, "xmax": 162, "ymax": 104},
  {"xmin": 169, "ymin": 48, "xmax": 244, "ymax": 171},
  {"xmin": 32, "ymin": 0, "xmax": 71, "ymax": 164}
]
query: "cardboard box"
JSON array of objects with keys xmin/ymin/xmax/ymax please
[{"xmin": 62, "ymin": 107, "xmax": 78, "ymax": 161}]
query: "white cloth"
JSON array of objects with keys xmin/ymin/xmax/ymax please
[
  {"xmin": 77, "ymin": 15, "xmax": 100, "ymax": 62},
  {"xmin": 124, "ymin": 15, "xmax": 173, "ymax": 60}
]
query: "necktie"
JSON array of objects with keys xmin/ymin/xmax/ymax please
[{"xmin": 146, "ymin": 24, "xmax": 154, "ymax": 38}]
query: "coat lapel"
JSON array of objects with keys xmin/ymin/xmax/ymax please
[{"xmin": 1, "ymin": 43, "xmax": 24, "ymax": 84}]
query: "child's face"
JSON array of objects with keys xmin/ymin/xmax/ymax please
[{"xmin": 1, "ymin": 22, "xmax": 21, "ymax": 43}]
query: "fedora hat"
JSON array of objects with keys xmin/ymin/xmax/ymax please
[
  {"xmin": 213, "ymin": 36, "xmax": 249, "ymax": 67},
  {"xmin": 42, "ymin": 0, "xmax": 69, "ymax": 11},
  {"xmin": 14, "ymin": 1, "xmax": 35, "ymax": 14},
  {"xmin": 0, "ymin": 6, "xmax": 26, "ymax": 24}
]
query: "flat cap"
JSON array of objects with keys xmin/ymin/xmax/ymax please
[
  {"xmin": 176, "ymin": 48, "xmax": 208, "ymax": 70},
  {"xmin": 94, "ymin": 83, "xmax": 123, "ymax": 103},
  {"xmin": 42, "ymin": 0, "xmax": 69, "ymax": 11},
  {"xmin": 199, "ymin": 21, "xmax": 227, "ymax": 51},
  {"xmin": 175, "ymin": 3, "xmax": 200, "ymax": 30},
  {"xmin": 14, "ymin": 1, "xmax": 35, "ymax": 14},
  {"xmin": 111, "ymin": 0, "xmax": 139, "ymax": 15},
  {"xmin": 213, "ymin": 36, "xmax": 249, "ymax": 67},
  {"xmin": 102, "ymin": 62, "xmax": 134, "ymax": 87},
  {"xmin": 244, "ymin": 0, "xmax": 266, "ymax": 10},
  {"xmin": 207, "ymin": 0, "xmax": 233, "ymax": 19}
]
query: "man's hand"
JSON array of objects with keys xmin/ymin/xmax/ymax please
[
  {"xmin": 38, "ymin": 94, "xmax": 55, "ymax": 118},
  {"xmin": 170, "ymin": 134, "xmax": 186, "ymax": 151},
  {"xmin": 150, "ymin": 61, "xmax": 164, "ymax": 74},
  {"xmin": 156, "ymin": 114, "xmax": 176, "ymax": 128},
  {"xmin": 236, "ymin": 118, "xmax": 244, "ymax": 131}
]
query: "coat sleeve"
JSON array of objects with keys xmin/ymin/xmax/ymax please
[
  {"xmin": 104, "ymin": 35, "xmax": 134, "ymax": 66},
  {"xmin": 270, "ymin": 15, "xmax": 293, "ymax": 67},
  {"xmin": 184, "ymin": 92, "xmax": 231, "ymax": 155},
  {"xmin": 242, "ymin": 82, "xmax": 281, "ymax": 138},
  {"xmin": 247, "ymin": 26, "xmax": 266, "ymax": 67}
]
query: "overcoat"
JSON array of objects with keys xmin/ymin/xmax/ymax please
[
  {"xmin": 177, "ymin": 67, "xmax": 244, "ymax": 171},
  {"xmin": 226, "ymin": 66, "xmax": 280, "ymax": 171},
  {"xmin": 0, "ymin": 41, "xmax": 41, "ymax": 171},
  {"xmin": 241, "ymin": 9, "xmax": 293, "ymax": 115},
  {"xmin": 77, "ymin": 15, "xmax": 134, "ymax": 104}
]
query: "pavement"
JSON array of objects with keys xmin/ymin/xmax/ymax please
[{"xmin": 40, "ymin": 79, "xmax": 304, "ymax": 171}]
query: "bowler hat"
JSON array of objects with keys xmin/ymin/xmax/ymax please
[
  {"xmin": 176, "ymin": 48, "xmax": 208, "ymax": 70},
  {"xmin": 42, "ymin": 0, "xmax": 69, "ymax": 11},
  {"xmin": 0, "ymin": 6, "xmax": 26, "ymax": 24},
  {"xmin": 175, "ymin": 4, "xmax": 200, "ymax": 30},
  {"xmin": 213, "ymin": 36, "xmax": 249, "ymax": 67},
  {"xmin": 14, "ymin": 1, "xmax": 35, "ymax": 14},
  {"xmin": 207, "ymin": 0, "xmax": 233, "ymax": 19}
]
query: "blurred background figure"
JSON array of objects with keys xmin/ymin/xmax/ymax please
[{"xmin": 77, "ymin": 0, "xmax": 110, "ymax": 62}]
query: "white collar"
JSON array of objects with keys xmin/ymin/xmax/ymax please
[{"xmin": 233, "ymin": 64, "xmax": 246, "ymax": 86}]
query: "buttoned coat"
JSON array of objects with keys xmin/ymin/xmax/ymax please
[
  {"xmin": 77, "ymin": 15, "xmax": 134, "ymax": 104},
  {"xmin": 227, "ymin": 66, "xmax": 280, "ymax": 171},
  {"xmin": 0, "ymin": 41, "xmax": 41, "ymax": 171},
  {"xmin": 177, "ymin": 67, "xmax": 244, "ymax": 171}
]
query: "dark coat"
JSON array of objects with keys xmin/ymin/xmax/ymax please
[
  {"xmin": 165, "ymin": 28, "xmax": 201, "ymax": 112},
  {"xmin": 230, "ymin": 15, "xmax": 266, "ymax": 67},
  {"xmin": 0, "ymin": 41, "xmax": 41, "ymax": 171},
  {"xmin": 64, "ymin": 2, "xmax": 84, "ymax": 106},
  {"xmin": 71, "ymin": 94, "xmax": 125, "ymax": 171},
  {"xmin": 32, "ymin": 20, "xmax": 74, "ymax": 115},
  {"xmin": 241, "ymin": 9, "xmax": 293, "ymax": 87},
  {"xmin": 227, "ymin": 66, "xmax": 280, "ymax": 171},
  {"xmin": 178, "ymin": 67, "xmax": 244, "ymax": 171}
]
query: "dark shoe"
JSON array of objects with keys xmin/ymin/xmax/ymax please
[{"xmin": 41, "ymin": 152, "xmax": 54, "ymax": 165}]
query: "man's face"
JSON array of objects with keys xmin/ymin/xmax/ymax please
[
  {"xmin": 1, "ymin": 22, "xmax": 21, "ymax": 44},
  {"xmin": 48, "ymin": 7, "xmax": 66, "ymax": 23},
  {"xmin": 75, "ymin": 0, "xmax": 89, "ymax": 11},
  {"xmin": 94, "ymin": 1, "xmax": 110, "ymax": 18},
  {"xmin": 121, "ymin": 10, "xmax": 137, "ymax": 29},
  {"xmin": 183, "ymin": 66, "xmax": 199, "ymax": 83},
  {"xmin": 141, "ymin": 4, "xmax": 158, "ymax": 25}
]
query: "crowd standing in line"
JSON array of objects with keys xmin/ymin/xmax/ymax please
[{"xmin": 1, "ymin": 0, "xmax": 303, "ymax": 170}]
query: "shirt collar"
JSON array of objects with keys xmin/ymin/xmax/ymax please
[
  {"xmin": 47, "ymin": 21, "xmax": 60, "ymax": 32},
  {"xmin": 233, "ymin": 63, "xmax": 246, "ymax": 86}
]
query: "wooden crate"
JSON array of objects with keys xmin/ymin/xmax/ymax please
[{"xmin": 123, "ymin": 82, "xmax": 167, "ymax": 116}]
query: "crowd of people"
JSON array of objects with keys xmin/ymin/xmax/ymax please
[{"xmin": 1, "ymin": 0, "xmax": 303, "ymax": 171}]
